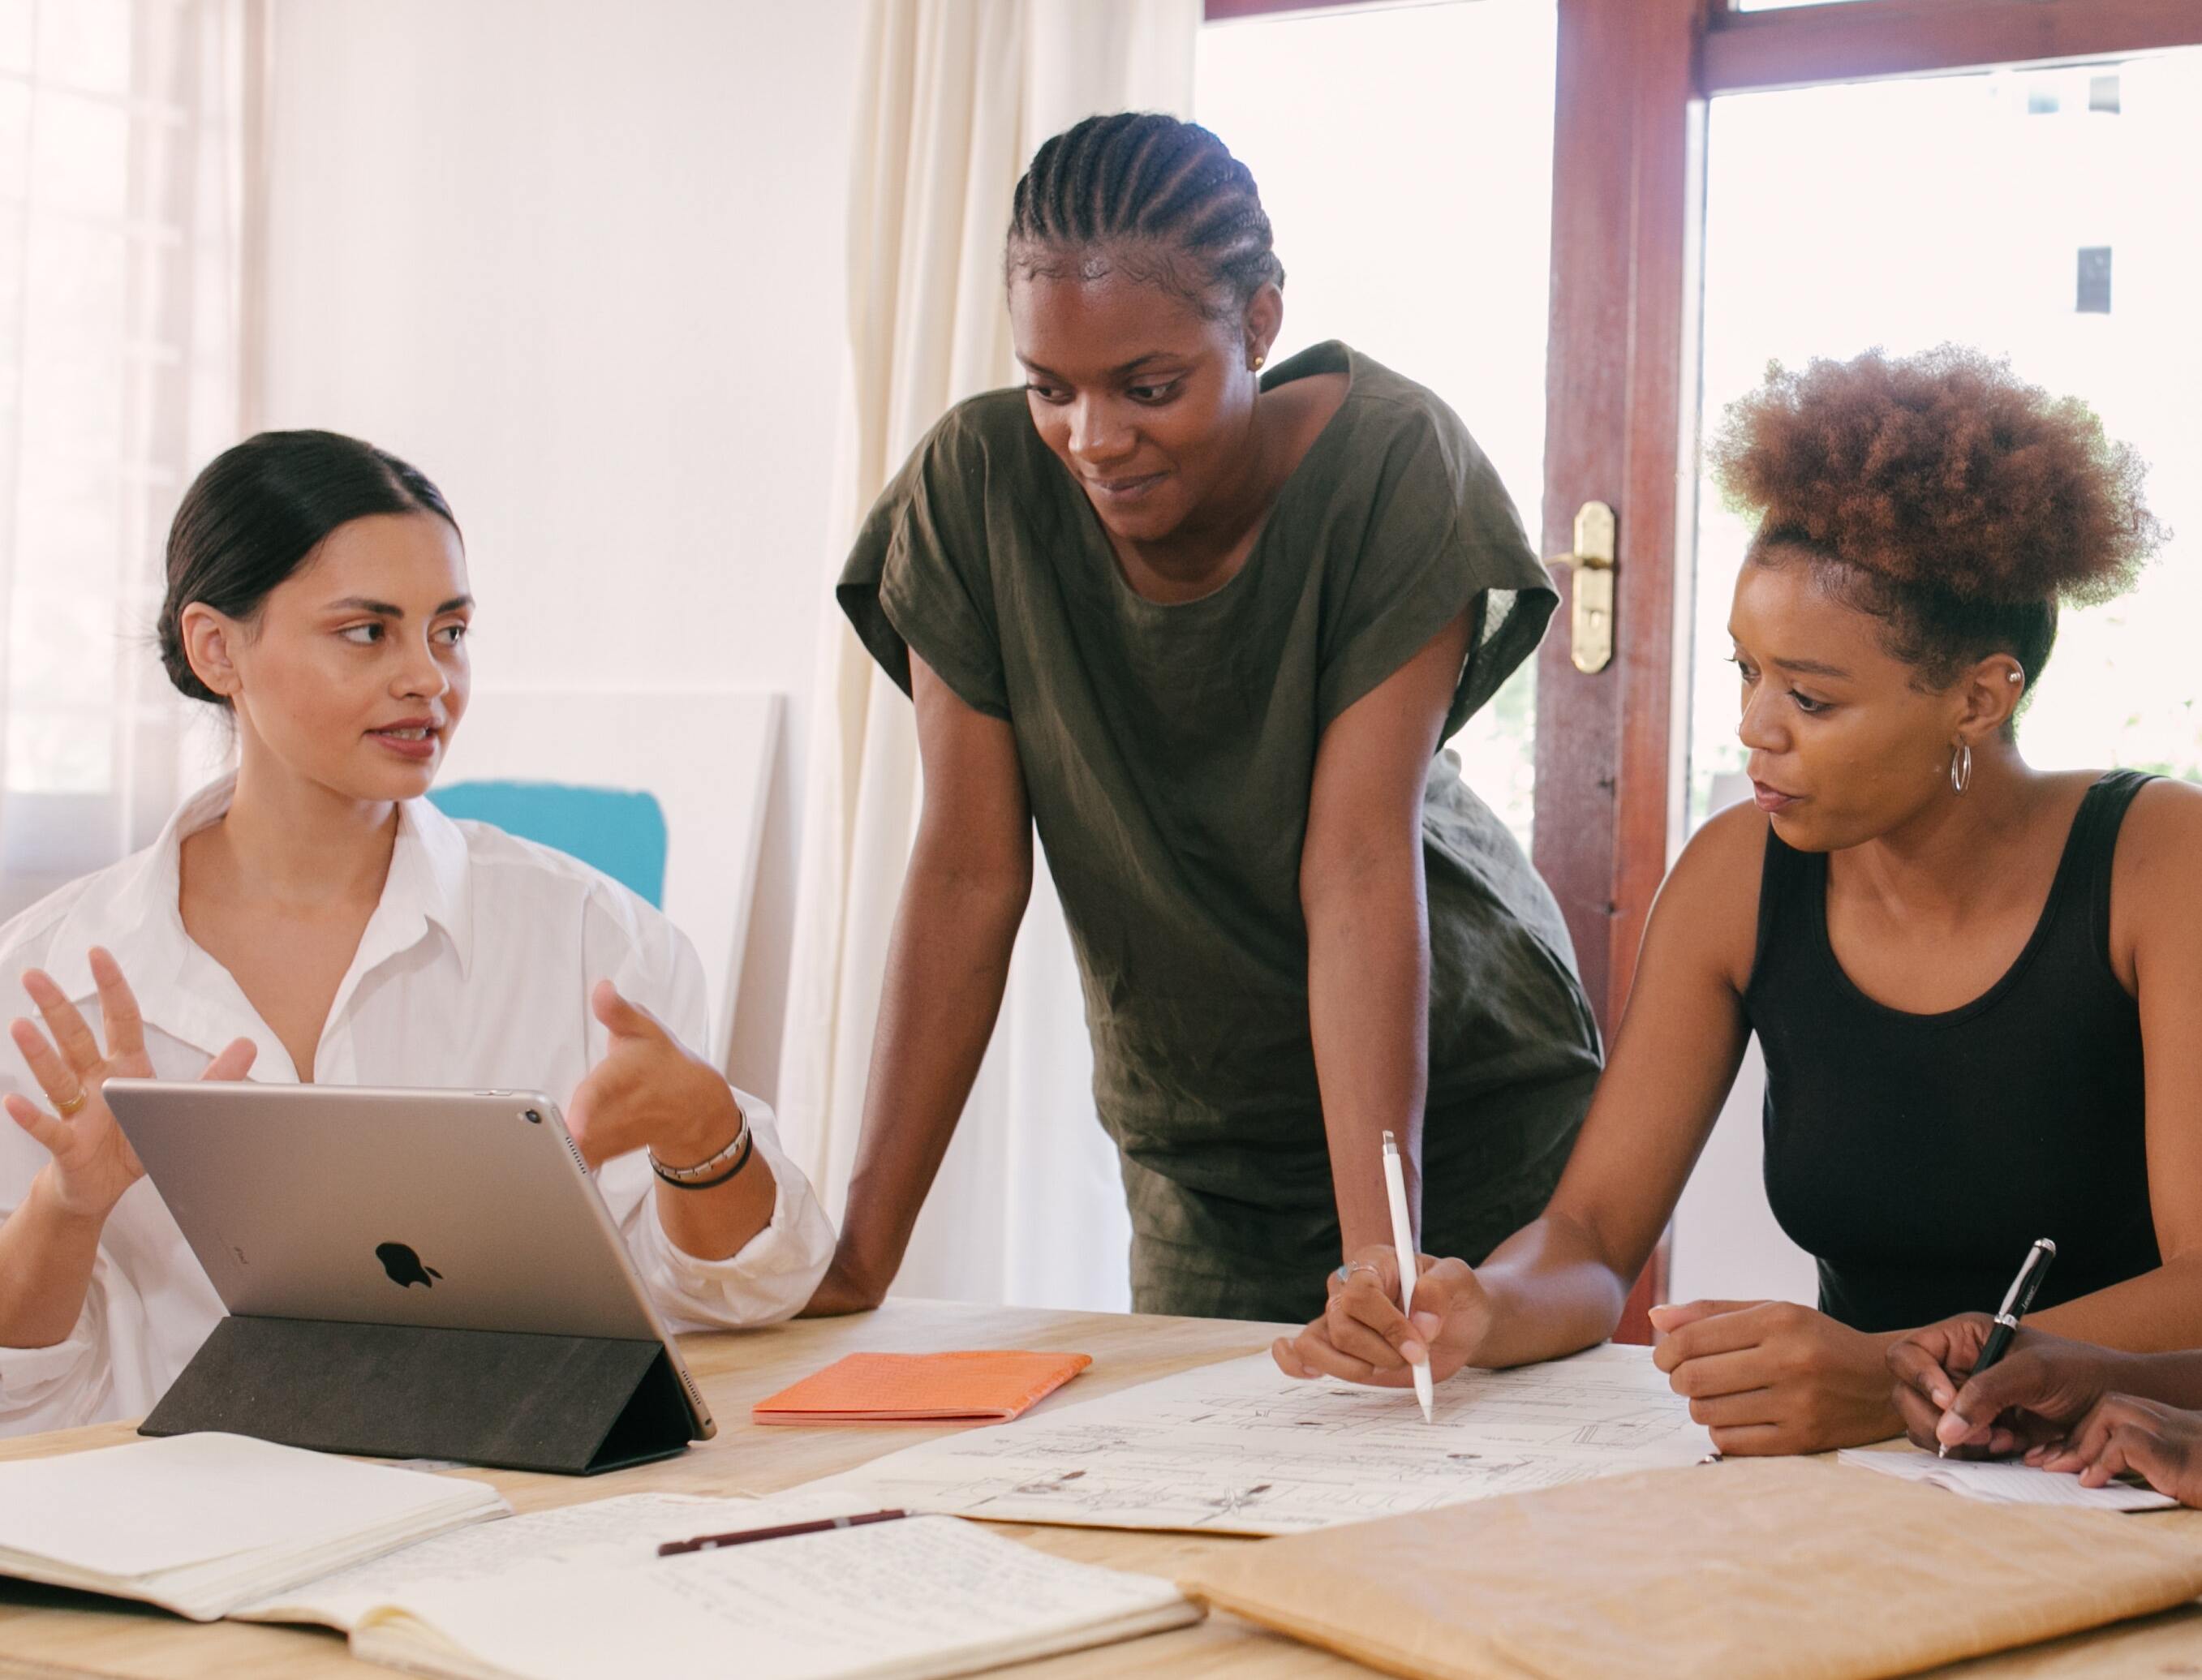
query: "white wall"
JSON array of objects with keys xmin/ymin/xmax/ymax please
[
  {"xmin": 1665, "ymin": 776, "xmax": 1820, "ymax": 1308},
  {"xmin": 260, "ymin": 0, "xmax": 867, "ymax": 1094},
  {"xmin": 1667, "ymin": 1040, "xmax": 1821, "ymax": 1308}
]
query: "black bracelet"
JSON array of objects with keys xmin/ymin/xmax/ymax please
[{"xmin": 650, "ymin": 1123, "xmax": 754, "ymax": 1191}]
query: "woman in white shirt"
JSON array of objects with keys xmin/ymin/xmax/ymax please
[{"xmin": 0, "ymin": 430, "xmax": 836, "ymax": 1434}]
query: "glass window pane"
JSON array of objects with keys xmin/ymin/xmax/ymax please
[
  {"xmin": 0, "ymin": 0, "xmax": 32, "ymax": 78},
  {"xmin": 30, "ymin": 87, "xmax": 127, "ymax": 217},
  {"xmin": 0, "ymin": 0, "xmax": 230, "ymax": 819},
  {"xmin": 0, "ymin": 79, "xmax": 29, "ymax": 199},
  {"xmin": 6, "ymin": 706, "xmax": 114, "ymax": 793},
  {"xmin": 1197, "ymin": 0, "xmax": 1557, "ymax": 851},
  {"xmin": 1687, "ymin": 49, "xmax": 2202, "ymax": 828},
  {"xmin": 36, "ymin": 0, "xmax": 131, "ymax": 98}
]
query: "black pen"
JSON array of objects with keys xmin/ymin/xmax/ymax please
[
  {"xmin": 1940, "ymin": 1237, "xmax": 2057, "ymax": 1458},
  {"xmin": 656, "ymin": 1508, "xmax": 907, "ymax": 1557}
]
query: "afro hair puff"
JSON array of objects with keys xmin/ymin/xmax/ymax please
[{"xmin": 1710, "ymin": 344, "xmax": 2162, "ymax": 608}]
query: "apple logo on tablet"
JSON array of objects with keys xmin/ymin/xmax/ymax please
[{"xmin": 376, "ymin": 1242, "xmax": 443, "ymax": 1288}]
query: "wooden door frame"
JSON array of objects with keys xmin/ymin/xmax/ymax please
[
  {"xmin": 1533, "ymin": 0, "xmax": 1706, "ymax": 1342},
  {"xmin": 1206, "ymin": 0, "xmax": 2202, "ymax": 1338},
  {"xmin": 1703, "ymin": 0, "xmax": 2202, "ymax": 94},
  {"xmin": 1534, "ymin": 0, "xmax": 2202, "ymax": 1338}
]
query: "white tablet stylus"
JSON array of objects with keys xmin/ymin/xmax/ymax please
[{"xmin": 1381, "ymin": 1130, "xmax": 1435, "ymax": 1424}]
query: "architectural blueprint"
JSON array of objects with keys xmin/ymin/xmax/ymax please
[{"xmin": 815, "ymin": 1343, "xmax": 1716, "ymax": 1536}]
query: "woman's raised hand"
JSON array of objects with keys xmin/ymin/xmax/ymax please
[
  {"xmin": 1271, "ymin": 1244, "xmax": 1494, "ymax": 1387},
  {"xmin": 5, "ymin": 947, "xmax": 256, "ymax": 1221},
  {"xmin": 564, "ymin": 980, "xmax": 742, "ymax": 1171}
]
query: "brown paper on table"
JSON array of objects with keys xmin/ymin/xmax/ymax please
[{"xmin": 1179, "ymin": 1458, "xmax": 2202, "ymax": 1680}]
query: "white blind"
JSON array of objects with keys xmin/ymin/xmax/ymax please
[{"xmin": 0, "ymin": 0, "xmax": 254, "ymax": 919}]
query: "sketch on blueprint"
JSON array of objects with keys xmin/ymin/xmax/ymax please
[{"xmin": 815, "ymin": 1343, "xmax": 1715, "ymax": 1536}]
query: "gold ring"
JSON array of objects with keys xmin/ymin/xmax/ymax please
[{"xmin": 55, "ymin": 1088, "xmax": 88, "ymax": 1118}]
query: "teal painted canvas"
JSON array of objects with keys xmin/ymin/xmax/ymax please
[{"xmin": 428, "ymin": 780, "xmax": 669, "ymax": 908}]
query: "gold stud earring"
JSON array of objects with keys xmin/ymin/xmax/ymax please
[{"xmin": 1249, "ymin": 351, "xmax": 1266, "ymax": 372}]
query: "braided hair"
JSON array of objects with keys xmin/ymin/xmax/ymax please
[{"xmin": 1005, "ymin": 113, "xmax": 1284, "ymax": 320}]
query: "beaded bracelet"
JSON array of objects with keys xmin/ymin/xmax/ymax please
[{"xmin": 648, "ymin": 1114, "xmax": 754, "ymax": 1191}]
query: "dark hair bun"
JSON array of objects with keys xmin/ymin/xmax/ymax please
[
  {"xmin": 1710, "ymin": 345, "xmax": 2162, "ymax": 607},
  {"xmin": 158, "ymin": 430, "xmax": 458, "ymax": 706}
]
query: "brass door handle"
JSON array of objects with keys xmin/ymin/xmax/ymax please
[{"xmin": 1548, "ymin": 500, "xmax": 1615, "ymax": 675}]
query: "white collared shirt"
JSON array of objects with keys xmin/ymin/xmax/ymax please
[{"xmin": 0, "ymin": 778, "xmax": 835, "ymax": 1435}]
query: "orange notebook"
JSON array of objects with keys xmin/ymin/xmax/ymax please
[{"xmin": 750, "ymin": 1351, "xmax": 1092, "ymax": 1426}]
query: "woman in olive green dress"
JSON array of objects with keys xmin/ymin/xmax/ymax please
[{"xmin": 811, "ymin": 113, "xmax": 1601, "ymax": 1324}]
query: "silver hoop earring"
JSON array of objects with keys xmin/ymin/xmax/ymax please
[{"xmin": 1950, "ymin": 742, "xmax": 1973, "ymax": 796}]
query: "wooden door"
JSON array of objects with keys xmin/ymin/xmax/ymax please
[{"xmin": 1534, "ymin": 0, "xmax": 2202, "ymax": 1338}]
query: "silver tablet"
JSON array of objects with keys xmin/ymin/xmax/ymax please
[{"xmin": 104, "ymin": 1081, "xmax": 715, "ymax": 1440}]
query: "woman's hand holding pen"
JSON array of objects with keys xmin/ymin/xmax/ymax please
[
  {"xmin": 1271, "ymin": 1245, "xmax": 1492, "ymax": 1386},
  {"xmin": 1889, "ymin": 1317, "xmax": 2202, "ymax": 1505},
  {"xmin": 1886, "ymin": 1314, "xmax": 2109, "ymax": 1457},
  {"xmin": 1649, "ymin": 1298, "xmax": 1900, "ymax": 1454}
]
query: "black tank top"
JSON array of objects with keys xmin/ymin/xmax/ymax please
[{"xmin": 1748, "ymin": 770, "xmax": 2159, "ymax": 1333}]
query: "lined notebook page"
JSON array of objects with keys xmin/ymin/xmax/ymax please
[
  {"xmin": 1836, "ymin": 1449, "xmax": 2177, "ymax": 1510},
  {"xmin": 236, "ymin": 1488, "xmax": 879, "ymax": 1630},
  {"xmin": 0, "ymin": 1433, "xmax": 500, "ymax": 1577},
  {"xmin": 351, "ymin": 1515, "xmax": 1197, "ymax": 1680}
]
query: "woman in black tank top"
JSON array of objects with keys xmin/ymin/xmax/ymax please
[
  {"xmin": 1275, "ymin": 346, "xmax": 2202, "ymax": 1458},
  {"xmin": 1752, "ymin": 769, "xmax": 2159, "ymax": 1334}
]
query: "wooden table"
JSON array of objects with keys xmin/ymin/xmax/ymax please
[{"xmin": 5, "ymin": 1299, "xmax": 2202, "ymax": 1679}]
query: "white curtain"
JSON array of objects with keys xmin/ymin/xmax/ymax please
[
  {"xmin": 780, "ymin": 0, "xmax": 1200, "ymax": 1309},
  {"xmin": 0, "ymin": 0, "xmax": 261, "ymax": 920}
]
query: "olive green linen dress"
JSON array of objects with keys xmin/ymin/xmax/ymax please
[{"xmin": 840, "ymin": 341, "xmax": 1602, "ymax": 1322}]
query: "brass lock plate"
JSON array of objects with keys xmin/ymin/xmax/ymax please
[{"xmin": 1555, "ymin": 500, "xmax": 1615, "ymax": 675}]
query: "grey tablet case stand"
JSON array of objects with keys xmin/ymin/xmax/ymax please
[{"xmin": 140, "ymin": 1315, "xmax": 695, "ymax": 1475}]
